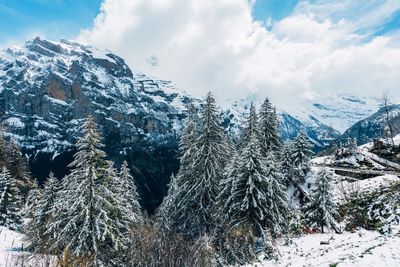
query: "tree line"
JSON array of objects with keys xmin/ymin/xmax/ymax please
[{"xmin": 0, "ymin": 93, "xmax": 339, "ymax": 266}]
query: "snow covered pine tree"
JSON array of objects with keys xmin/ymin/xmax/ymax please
[
  {"xmin": 156, "ymin": 101, "xmax": 197, "ymax": 230},
  {"xmin": 219, "ymin": 104, "xmax": 287, "ymax": 263},
  {"xmin": 258, "ymin": 97, "xmax": 281, "ymax": 156},
  {"xmin": 304, "ymin": 168, "xmax": 338, "ymax": 233},
  {"xmin": 26, "ymin": 172, "xmax": 60, "ymax": 253},
  {"xmin": 118, "ymin": 161, "xmax": 142, "ymax": 224},
  {"xmin": 281, "ymin": 142, "xmax": 294, "ymax": 187},
  {"xmin": 170, "ymin": 93, "xmax": 230, "ymax": 237},
  {"xmin": 0, "ymin": 166, "xmax": 22, "ymax": 230},
  {"xmin": 291, "ymin": 131, "xmax": 313, "ymax": 183},
  {"xmin": 46, "ymin": 116, "xmax": 130, "ymax": 266}
]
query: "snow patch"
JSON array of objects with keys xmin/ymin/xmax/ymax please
[{"xmin": 5, "ymin": 117, "xmax": 24, "ymax": 128}]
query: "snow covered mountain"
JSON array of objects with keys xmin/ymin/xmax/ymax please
[
  {"xmin": 285, "ymin": 94, "xmax": 382, "ymax": 133},
  {"xmin": 340, "ymin": 104, "xmax": 400, "ymax": 145},
  {"xmin": 229, "ymin": 100, "xmax": 340, "ymax": 149},
  {"xmin": 0, "ymin": 37, "xmax": 192, "ymax": 211},
  {"xmin": 0, "ymin": 37, "xmax": 339, "ymax": 210}
]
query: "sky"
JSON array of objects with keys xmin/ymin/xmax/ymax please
[{"xmin": 1, "ymin": 0, "xmax": 400, "ymax": 111}]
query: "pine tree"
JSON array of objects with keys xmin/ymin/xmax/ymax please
[
  {"xmin": 217, "ymin": 151, "xmax": 240, "ymax": 217},
  {"xmin": 287, "ymin": 202, "xmax": 303, "ymax": 237},
  {"xmin": 304, "ymin": 168, "xmax": 338, "ymax": 233},
  {"xmin": 47, "ymin": 116, "xmax": 129, "ymax": 265},
  {"xmin": 26, "ymin": 172, "xmax": 60, "ymax": 252},
  {"xmin": 224, "ymin": 104, "xmax": 269, "ymax": 236},
  {"xmin": 238, "ymin": 104, "xmax": 259, "ymax": 150},
  {"xmin": 0, "ymin": 167, "xmax": 22, "ymax": 230},
  {"xmin": 156, "ymin": 102, "xmax": 197, "ymax": 230},
  {"xmin": 264, "ymin": 151, "xmax": 289, "ymax": 237},
  {"xmin": 0, "ymin": 132, "xmax": 6, "ymax": 168},
  {"xmin": 174, "ymin": 101, "xmax": 198, "ymax": 188},
  {"xmin": 348, "ymin": 137, "xmax": 358, "ymax": 154},
  {"xmin": 281, "ymin": 142, "xmax": 294, "ymax": 187},
  {"xmin": 291, "ymin": 131, "xmax": 313, "ymax": 183},
  {"xmin": 156, "ymin": 173, "xmax": 178, "ymax": 230},
  {"xmin": 0, "ymin": 132, "xmax": 33, "ymax": 195},
  {"xmin": 23, "ymin": 178, "xmax": 42, "ymax": 218},
  {"xmin": 171, "ymin": 92, "xmax": 230, "ymax": 237},
  {"xmin": 179, "ymin": 101, "xmax": 197, "ymax": 165},
  {"xmin": 258, "ymin": 98, "xmax": 281, "ymax": 156},
  {"xmin": 4, "ymin": 140, "xmax": 33, "ymax": 193},
  {"xmin": 217, "ymin": 105, "xmax": 270, "ymax": 263},
  {"xmin": 119, "ymin": 161, "xmax": 142, "ymax": 223}
]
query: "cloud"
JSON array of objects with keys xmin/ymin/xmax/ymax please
[{"xmin": 78, "ymin": 0, "xmax": 400, "ymax": 111}]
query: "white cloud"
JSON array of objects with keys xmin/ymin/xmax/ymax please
[{"xmin": 78, "ymin": 0, "xmax": 400, "ymax": 112}]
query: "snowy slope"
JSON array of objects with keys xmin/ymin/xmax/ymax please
[
  {"xmin": 232, "ymin": 93, "xmax": 383, "ymax": 134},
  {"xmin": 0, "ymin": 227, "xmax": 56, "ymax": 267},
  {"xmin": 0, "ymin": 227, "xmax": 25, "ymax": 267},
  {"xmin": 250, "ymin": 228, "xmax": 400, "ymax": 267},
  {"xmin": 256, "ymin": 137, "xmax": 400, "ymax": 267},
  {"xmin": 287, "ymin": 94, "xmax": 382, "ymax": 134}
]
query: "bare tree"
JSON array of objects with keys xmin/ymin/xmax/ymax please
[{"xmin": 381, "ymin": 91, "xmax": 395, "ymax": 147}]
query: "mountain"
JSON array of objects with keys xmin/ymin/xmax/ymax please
[
  {"xmin": 285, "ymin": 94, "xmax": 381, "ymax": 133},
  {"xmin": 228, "ymin": 101, "xmax": 340, "ymax": 149},
  {"xmin": 340, "ymin": 104, "xmax": 400, "ymax": 145},
  {"xmin": 0, "ymin": 37, "xmax": 338, "ymax": 211},
  {"xmin": 0, "ymin": 37, "xmax": 192, "ymax": 211}
]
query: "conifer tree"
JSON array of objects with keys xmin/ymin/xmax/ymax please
[
  {"xmin": 0, "ymin": 132, "xmax": 33, "ymax": 195},
  {"xmin": 264, "ymin": 151, "xmax": 289, "ymax": 237},
  {"xmin": 224, "ymin": 104, "xmax": 269, "ymax": 236},
  {"xmin": 217, "ymin": 105, "xmax": 270, "ymax": 263},
  {"xmin": 0, "ymin": 132, "xmax": 6, "ymax": 168},
  {"xmin": 156, "ymin": 102, "xmax": 197, "ymax": 230},
  {"xmin": 26, "ymin": 172, "xmax": 60, "ymax": 252},
  {"xmin": 156, "ymin": 173, "xmax": 178, "ymax": 230},
  {"xmin": 4, "ymin": 141, "xmax": 33, "ymax": 193},
  {"xmin": 238, "ymin": 104, "xmax": 259, "ymax": 150},
  {"xmin": 174, "ymin": 101, "xmax": 198, "ymax": 188},
  {"xmin": 23, "ymin": 178, "xmax": 42, "ymax": 218},
  {"xmin": 119, "ymin": 161, "xmax": 142, "ymax": 223},
  {"xmin": 258, "ymin": 98, "xmax": 281, "ymax": 156},
  {"xmin": 348, "ymin": 137, "xmax": 358, "ymax": 154},
  {"xmin": 0, "ymin": 167, "xmax": 22, "ymax": 230},
  {"xmin": 179, "ymin": 102, "xmax": 197, "ymax": 165},
  {"xmin": 287, "ymin": 207, "xmax": 304, "ymax": 237},
  {"xmin": 304, "ymin": 168, "xmax": 338, "ymax": 233},
  {"xmin": 171, "ymin": 92, "xmax": 230, "ymax": 237},
  {"xmin": 281, "ymin": 142, "xmax": 294, "ymax": 187},
  {"xmin": 291, "ymin": 131, "xmax": 313, "ymax": 183},
  {"xmin": 217, "ymin": 151, "xmax": 240, "ymax": 216},
  {"xmin": 47, "ymin": 116, "xmax": 128, "ymax": 265}
]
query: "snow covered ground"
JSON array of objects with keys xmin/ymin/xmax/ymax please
[
  {"xmin": 3, "ymin": 227, "xmax": 399, "ymax": 267},
  {"xmin": 0, "ymin": 227, "xmax": 25, "ymax": 267},
  {"xmin": 0, "ymin": 227, "xmax": 56, "ymax": 267},
  {"xmin": 251, "ymin": 228, "xmax": 400, "ymax": 267}
]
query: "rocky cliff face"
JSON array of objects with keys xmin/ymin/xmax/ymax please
[
  {"xmin": 0, "ymin": 37, "xmax": 195, "ymax": 211},
  {"xmin": 0, "ymin": 38, "xmax": 339, "ymax": 212}
]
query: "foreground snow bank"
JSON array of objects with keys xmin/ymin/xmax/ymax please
[
  {"xmin": 0, "ymin": 227, "xmax": 56, "ymax": 267},
  {"xmin": 0, "ymin": 227, "xmax": 25, "ymax": 267},
  {"xmin": 250, "ymin": 228, "xmax": 400, "ymax": 267}
]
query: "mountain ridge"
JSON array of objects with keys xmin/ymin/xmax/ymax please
[{"xmin": 0, "ymin": 37, "xmax": 340, "ymax": 211}]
